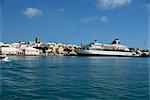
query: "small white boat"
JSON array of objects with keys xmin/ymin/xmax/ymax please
[{"xmin": 0, "ymin": 55, "xmax": 8, "ymax": 61}]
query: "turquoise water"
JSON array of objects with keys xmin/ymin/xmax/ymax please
[{"xmin": 1, "ymin": 56, "xmax": 149, "ymax": 100}]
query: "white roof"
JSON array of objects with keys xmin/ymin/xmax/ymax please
[
  {"xmin": 25, "ymin": 47, "xmax": 38, "ymax": 50},
  {"xmin": 19, "ymin": 45, "xmax": 28, "ymax": 50}
]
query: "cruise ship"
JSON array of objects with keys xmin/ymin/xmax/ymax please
[{"xmin": 75, "ymin": 39, "xmax": 133, "ymax": 57}]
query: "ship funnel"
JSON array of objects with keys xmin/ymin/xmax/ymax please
[
  {"xmin": 94, "ymin": 40, "xmax": 98, "ymax": 43},
  {"xmin": 112, "ymin": 39, "xmax": 120, "ymax": 44}
]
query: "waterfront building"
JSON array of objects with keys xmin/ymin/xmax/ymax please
[
  {"xmin": 56, "ymin": 46, "xmax": 64, "ymax": 54},
  {"xmin": 0, "ymin": 42, "xmax": 10, "ymax": 47},
  {"xmin": 45, "ymin": 49, "xmax": 53, "ymax": 55},
  {"xmin": 19, "ymin": 45, "xmax": 40, "ymax": 56},
  {"xmin": 10, "ymin": 42, "xmax": 21, "ymax": 48},
  {"xmin": 24, "ymin": 47, "xmax": 40, "ymax": 56},
  {"xmin": 1, "ymin": 47, "xmax": 23, "ymax": 55}
]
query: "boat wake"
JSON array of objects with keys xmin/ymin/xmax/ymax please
[
  {"xmin": 0, "ymin": 57, "xmax": 10, "ymax": 62},
  {"xmin": 4, "ymin": 57, "xmax": 10, "ymax": 61}
]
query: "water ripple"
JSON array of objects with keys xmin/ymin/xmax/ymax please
[{"xmin": 1, "ymin": 56, "xmax": 149, "ymax": 100}]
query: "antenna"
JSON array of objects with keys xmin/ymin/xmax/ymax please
[
  {"xmin": 81, "ymin": 42, "xmax": 83, "ymax": 47},
  {"xmin": 114, "ymin": 33, "xmax": 118, "ymax": 39},
  {"xmin": 143, "ymin": 41, "xmax": 146, "ymax": 50}
]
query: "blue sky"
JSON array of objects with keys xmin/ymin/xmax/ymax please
[{"xmin": 0, "ymin": 0, "xmax": 149, "ymax": 49}]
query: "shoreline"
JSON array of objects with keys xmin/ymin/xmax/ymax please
[{"xmin": 5, "ymin": 54, "xmax": 150, "ymax": 57}]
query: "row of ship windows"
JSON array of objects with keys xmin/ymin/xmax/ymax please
[{"xmin": 81, "ymin": 48, "xmax": 129, "ymax": 52}]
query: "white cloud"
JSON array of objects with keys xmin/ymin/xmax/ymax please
[
  {"xmin": 59, "ymin": 8, "xmax": 67, "ymax": 12},
  {"xmin": 97, "ymin": 0, "xmax": 132, "ymax": 9},
  {"xmin": 80, "ymin": 16, "xmax": 99, "ymax": 23},
  {"xmin": 80, "ymin": 16, "xmax": 108, "ymax": 24},
  {"xmin": 100, "ymin": 16, "xmax": 108, "ymax": 23},
  {"xmin": 23, "ymin": 7, "xmax": 42, "ymax": 18}
]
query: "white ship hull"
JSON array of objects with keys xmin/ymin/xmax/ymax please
[{"xmin": 75, "ymin": 49, "xmax": 133, "ymax": 57}]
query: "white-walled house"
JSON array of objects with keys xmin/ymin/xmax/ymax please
[
  {"xmin": 1, "ymin": 46, "xmax": 40, "ymax": 56},
  {"xmin": 24, "ymin": 47, "xmax": 40, "ymax": 56},
  {"xmin": 1, "ymin": 47, "xmax": 23, "ymax": 55},
  {"xmin": 56, "ymin": 46, "xmax": 64, "ymax": 54}
]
